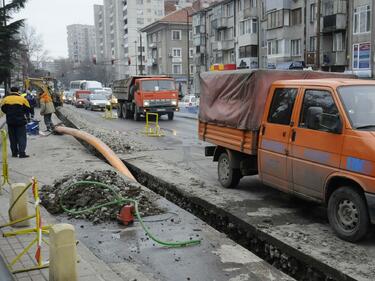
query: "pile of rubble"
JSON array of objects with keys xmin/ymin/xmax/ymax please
[
  {"xmin": 58, "ymin": 107, "xmax": 153, "ymax": 154},
  {"xmin": 40, "ymin": 169, "xmax": 164, "ymax": 224}
]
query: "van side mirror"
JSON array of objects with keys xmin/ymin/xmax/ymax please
[
  {"xmin": 306, "ymin": 107, "xmax": 323, "ymax": 130},
  {"xmin": 321, "ymin": 113, "xmax": 342, "ymax": 134}
]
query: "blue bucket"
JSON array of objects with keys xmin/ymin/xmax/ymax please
[{"xmin": 26, "ymin": 121, "xmax": 39, "ymax": 135}]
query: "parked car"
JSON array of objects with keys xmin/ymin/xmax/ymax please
[
  {"xmin": 84, "ymin": 93, "xmax": 110, "ymax": 111},
  {"xmin": 63, "ymin": 91, "xmax": 73, "ymax": 104},
  {"xmin": 179, "ymin": 95, "xmax": 199, "ymax": 107}
]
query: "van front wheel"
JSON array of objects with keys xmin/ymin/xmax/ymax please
[
  {"xmin": 327, "ymin": 186, "xmax": 370, "ymax": 242},
  {"xmin": 218, "ymin": 152, "xmax": 241, "ymax": 189}
]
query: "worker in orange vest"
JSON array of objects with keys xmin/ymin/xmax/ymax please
[{"xmin": 39, "ymin": 91, "xmax": 55, "ymax": 131}]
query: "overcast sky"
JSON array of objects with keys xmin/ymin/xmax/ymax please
[{"xmin": 16, "ymin": 0, "xmax": 103, "ymax": 58}]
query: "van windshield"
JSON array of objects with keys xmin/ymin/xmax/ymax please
[
  {"xmin": 338, "ymin": 85, "xmax": 375, "ymax": 130},
  {"xmin": 141, "ymin": 80, "xmax": 175, "ymax": 91}
]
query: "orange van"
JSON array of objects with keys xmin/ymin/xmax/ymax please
[{"xmin": 200, "ymin": 71, "xmax": 375, "ymax": 242}]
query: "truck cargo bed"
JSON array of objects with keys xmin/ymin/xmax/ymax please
[{"xmin": 199, "ymin": 121, "xmax": 258, "ymax": 155}]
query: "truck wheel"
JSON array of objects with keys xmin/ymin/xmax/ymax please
[
  {"xmin": 217, "ymin": 152, "xmax": 241, "ymax": 188},
  {"xmin": 133, "ymin": 106, "xmax": 140, "ymax": 121},
  {"xmin": 327, "ymin": 186, "xmax": 370, "ymax": 242},
  {"xmin": 168, "ymin": 112, "xmax": 174, "ymax": 120},
  {"xmin": 117, "ymin": 103, "xmax": 123, "ymax": 118},
  {"xmin": 122, "ymin": 104, "xmax": 129, "ymax": 119}
]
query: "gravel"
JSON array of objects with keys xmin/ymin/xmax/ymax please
[
  {"xmin": 40, "ymin": 169, "xmax": 164, "ymax": 224},
  {"xmin": 58, "ymin": 107, "xmax": 153, "ymax": 154}
]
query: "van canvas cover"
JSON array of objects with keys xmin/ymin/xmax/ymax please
[{"xmin": 199, "ymin": 70, "xmax": 355, "ymax": 131}]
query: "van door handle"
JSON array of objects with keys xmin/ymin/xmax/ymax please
[
  {"xmin": 291, "ymin": 129, "xmax": 296, "ymax": 142},
  {"xmin": 261, "ymin": 125, "xmax": 266, "ymax": 135}
]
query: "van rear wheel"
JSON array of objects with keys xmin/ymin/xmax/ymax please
[
  {"xmin": 218, "ymin": 152, "xmax": 241, "ymax": 188},
  {"xmin": 327, "ymin": 186, "xmax": 370, "ymax": 242}
]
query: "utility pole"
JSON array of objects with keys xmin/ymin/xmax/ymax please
[
  {"xmin": 134, "ymin": 41, "xmax": 138, "ymax": 75},
  {"xmin": 2, "ymin": 0, "xmax": 8, "ymax": 93},
  {"xmin": 140, "ymin": 33, "xmax": 143, "ymax": 75},
  {"xmin": 186, "ymin": 8, "xmax": 190, "ymax": 95},
  {"xmin": 316, "ymin": 0, "xmax": 321, "ymax": 69}
]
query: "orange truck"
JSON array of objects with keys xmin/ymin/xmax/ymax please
[
  {"xmin": 113, "ymin": 76, "xmax": 179, "ymax": 121},
  {"xmin": 199, "ymin": 69, "xmax": 375, "ymax": 242}
]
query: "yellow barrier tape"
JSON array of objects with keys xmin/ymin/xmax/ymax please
[{"xmin": 1, "ymin": 129, "xmax": 10, "ymax": 189}]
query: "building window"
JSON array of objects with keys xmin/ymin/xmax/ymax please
[
  {"xmin": 189, "ymin": 48, "xmax": 194, "ymax": 58},
  {"xmin": 172, "ymin": 64, "xmax": 182, "ymax": 74},
  {"xmin": 267, "ymin": 39, "xmax": 283, "ymax": 55},
  {"xmin": 267, "ymin": 9, "xmax": 284, "ymax": 29},
  {"xmin": 353, "ymin": 5, "xmax": 371, "ymax": 34},
  {"xmin": 239, "ymin": 18, "xmax": 257, "ymax": 35},
  {"xmin": 189, "ymin": 31, "xmax": 192, "ymax": 40},
  {"xmin": 224, "ymin": 2, "xmax": 234, "ymax": 17},
  {"xmin": 309, "ymin": 36, "xmax": 316, "ymax": 52},
  {"xmin": 250, "ymin": 0, "xmax": 256, "ymax": 8},
  {"xmin": 310, "ymin": 4, "xmax": 316, "ymax": 22},
  {"xmin": 171, "ymin": 30, "xmax": 181, "ymax": 40},
  {"xmin": 353, "ymin": 42, "xmax": 371, "ymax": 69},
  {"xmin": 172, "ymin": 48, "xmax": 181, "ymax": 57},
  {"xmin": 190, "ymin": 64, "xmax": 194, "ymax": 74},
  {"xmin": 238, "ymin": 0, "xmax": 243, "ymax": 11},
  {"xmin": 291, "ymin": 8, "xmax": 302, "ymax": 25},
  {"xmin": 239, "ymin": 45, "xmax": 258, "ymax": 58},
  {"xmin": 333, "ymin": 32, "xmax": 344, "ymax": 52},
  {"xmin": 291, "ymin": 39, "xmax": 301, "ymax": 56}
]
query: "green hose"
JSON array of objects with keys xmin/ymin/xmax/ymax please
[{"xmin": 59, "ymin": 180, "xmax": 201, "ymax": 248}]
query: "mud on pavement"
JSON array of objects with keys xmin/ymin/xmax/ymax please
[{"xmin": 40, "ymin": 169, "xmax": 164, "ymax": 224}]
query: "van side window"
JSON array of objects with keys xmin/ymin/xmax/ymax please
[
  {"xmin": 268, "ymin": 88, "xmax": 298, "ymax": 125},
  {"xmin": 299, "ymin": 90, "xmax": 339, "ymax": 131}
]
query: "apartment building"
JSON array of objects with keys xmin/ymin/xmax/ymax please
[
  {"xmin": 192, "ymin": 0, "xmax": 374, "ymax": 78},
  {"xmin": 67, "ymin": 24, "xmax": 96, "ymax": 65},
  {"xmin": 94, "ymin": 5, "xmax": 109, "ymax": 64},
  {"xmin": 141, "ymin": 8, "xmax": 194, "ymax": 93},
  {"xmin": 348, "ymin": 0, "xmax": 373, "ymax": 78},
  {"xmin": 123, "ymin": 0, "xmax": 165, "ymax": 76}
]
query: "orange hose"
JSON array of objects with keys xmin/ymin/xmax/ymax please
[{"xmin": 54, "ymin": 126, "xmax": 137, "ymax": 182}]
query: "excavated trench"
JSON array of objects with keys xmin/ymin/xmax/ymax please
[
  {"xmin": 124, "ymin": 162, "xmax": 356, "ymax": 281},
  {"xmin": 55, "ymin": 109, "xmax": 354, "ymax": 281}
]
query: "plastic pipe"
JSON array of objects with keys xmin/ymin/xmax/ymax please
[{"xmin": 53, "ymin": 126, "xmax": 136, "ymax": 182}]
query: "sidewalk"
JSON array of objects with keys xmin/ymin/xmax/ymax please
[{"xmin": 0, "ymin": 113, "xmax": 125, "ymax": 281}]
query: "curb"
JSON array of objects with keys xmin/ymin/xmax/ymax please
[{"xmin": 175, "ymin": 113, "xmax": 198, "ymax": 120}]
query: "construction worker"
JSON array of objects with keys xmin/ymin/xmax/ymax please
[
  {"xmin": 24, "ymin": 91, "xmax": 36, "ymax": 122},
  {"xmin": 39, "ymin": 90, "xmax": 55, "ymax": 131},
  {"xmin": 1, "ymin": 87, "xmax": 30, "ymax": 158}
]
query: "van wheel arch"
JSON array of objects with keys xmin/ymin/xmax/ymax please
[{"xmin": 325, "ymin": 176, "xmax": 365, "ymax": 205}]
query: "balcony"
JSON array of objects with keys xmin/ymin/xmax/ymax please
[
  {"xmin": 242, "ymin": 7, "xmax": 257, "ymax": 19},
  {"xmin": 322, "ymin": 14, "xmax": 347, "ymax": 33},
  {"xmin": 149, "ymin": 43, "xmax": 157, "ymax": 49},
  {"xmin": 322, "ymin": 51, "xmax": 347, "ymax": 66},
  {"xmin": 217, "ymin": 40, "xmax": 234, "ymax": 51},
  {"xmin": 211, "ymin": 41, "xmax": 218, "ymax": 50},
  {"xmin": 217, "ymin": 17, "xmax": 234, "ymax": 30},
  {"xmin": 172, "ymin": 57, "xmax": 182, "ymax": 63},
  {"xmin": 193, "ymin": 34, "xmax": 205, "ymax": 46}
]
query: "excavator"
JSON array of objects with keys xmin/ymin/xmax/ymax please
[{"xmin": 24, "ymin": 77, "xmax": 63, "ymax": 107}]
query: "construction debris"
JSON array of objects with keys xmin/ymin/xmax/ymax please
[{"xmin": 40, "ymin": 169, "xmax": 164, "ymax": 224}]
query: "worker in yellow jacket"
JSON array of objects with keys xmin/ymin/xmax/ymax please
[{"xmin": 39, "ymin": 91, "xmax": 55, "ymax": 131}]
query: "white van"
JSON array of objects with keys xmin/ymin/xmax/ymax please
[{"xmin": 81, "ymin": 81, "xmax": 103, "ymax": 91}]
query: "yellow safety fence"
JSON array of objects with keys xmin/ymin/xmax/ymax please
[
  {"xmin": 1, "ymin": 129, "xmax": 10, "ymax": 190},
  {"xmin": 103, "ymin": 103, "xmax": 117, "ymax": 119},
  {"xmin": 144, "ymin": 112, "xmax": 164, "ymax": 137},
  {"xmin": 1, "ymin": 177, "xmax": 50, "ymax": 274}
]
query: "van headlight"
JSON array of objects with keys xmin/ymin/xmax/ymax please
[
  {"xmin": 171, "ymin": 100, "xmax": 177, "ymax": 106},
  {"xmin": 143, "ymin": 100, "xmax": 150, "ymax": 107}
]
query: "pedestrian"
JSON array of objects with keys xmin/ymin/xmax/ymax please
[
  {"xmin": 0, "ymin": 86, "xmax": 30, "ymax": 158},
  {"xmin": 25, "ymin": 91, "xmax": 36, "ymax": 122},
  {"xmin": 39, "ymin": 90, "xmax": 55, "ymax": 131}
]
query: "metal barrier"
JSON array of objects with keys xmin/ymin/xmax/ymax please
[
  {"xmin": 3, "ymin": 178, "xmax": 50, "ymax": 274},
  {"xmin": 144, "ymin": 113, "xmax": 164, "ymax": 137},
  {"xmin": 1, "ymin": 129, "xmax": 10, "ymax": 190},
  {"xmin": 103, "ymin": 104, "xmax": 117, "ymax": 119}
]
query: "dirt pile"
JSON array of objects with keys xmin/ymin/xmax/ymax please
[
  {"xmin": 40, "ymin": 169, "xmax": 164, "ymax": 224},
  {"xmin": 57, "ymin": 107, "xmax": 152, "ymax": 153}
]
